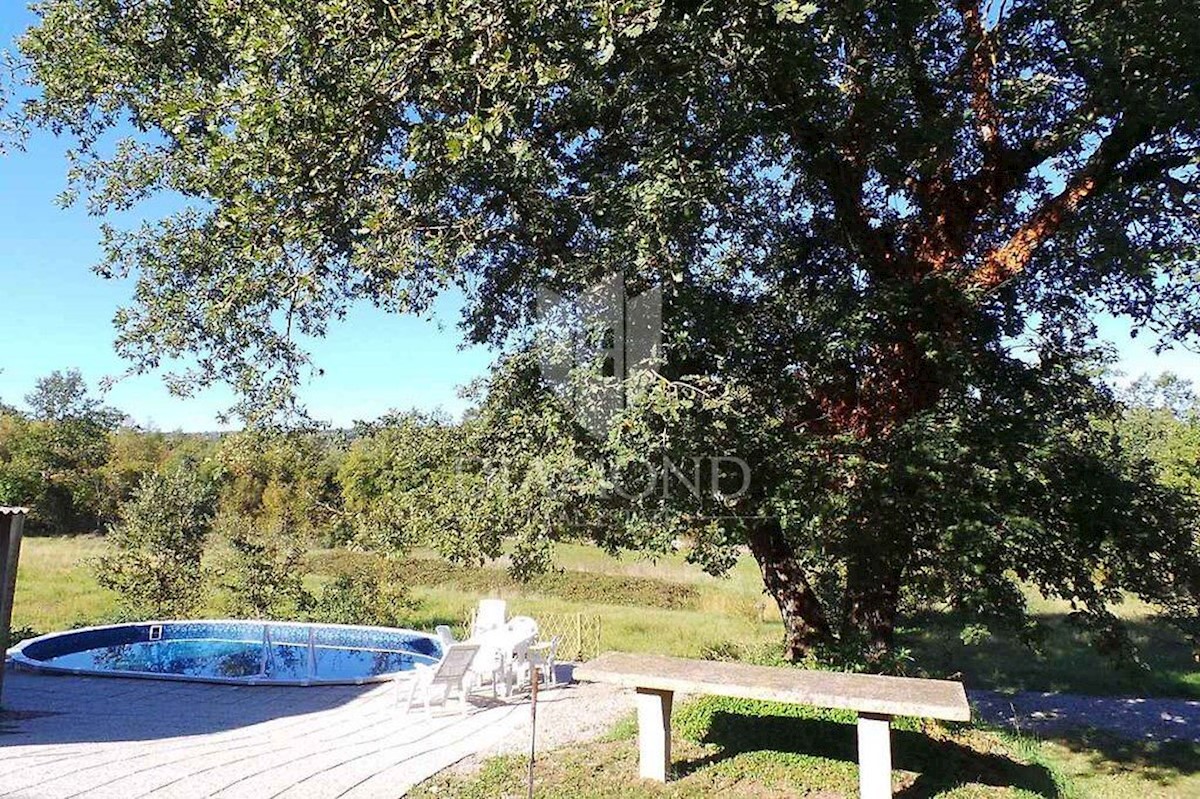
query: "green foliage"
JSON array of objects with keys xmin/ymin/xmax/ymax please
[
  {"xmin": 337, "ymin": 412, "xmax": 464, "ymax": 551},
  {"xmin": 3, "ymin": 625, "xmax": 41, "ymax": 650},
  {"xmin": 0, "ymin": 372, "xmax": 120, "ymax": 533},
  {"xmin": 16, "ymin": 0, "xmax": 1200, "ymax": 421},
  {"xmin": 216, "ymin": 517, "xmax": 312, "ymax": 620},
  {"xmin": 336, "ymin": 405, "xmax": 593, "ymax": 577},
  {"xmin": 214, "ymin": 430, "xmax": 344, "ymax": 542},
  {"xmin": 16, "ymin": 0, "xmax": 1200, "ymax": 664},
  {"xmin": 1115, "ymin": 374, "xmax": 1200, "ymax": 498},
  {"xmin": 309, "ymin": 559, "xmax": 414, "ymax": 628},
  {"xmin": 93, "ymin": 469, "xmax": 215, "ymax": 618},
  {"xmin": 456, "ymin": 344, "xmax": 1200, "ymax": 664},
  {"xmin": 24, "ymin": 369, "xmax": 124, "ymax": 427}
]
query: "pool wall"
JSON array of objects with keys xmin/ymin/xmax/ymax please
[{"xmin": 6, "ymin": 619, "xmax": 442, "ymax": 686}]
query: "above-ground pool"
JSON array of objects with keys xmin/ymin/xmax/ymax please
[{"xmin": 7, "ymin": 620, "xmax": 442, "ymax": 686}]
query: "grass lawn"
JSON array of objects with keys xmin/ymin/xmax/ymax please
[
  {"xmin": 9, "ymin": 534, "xmax": 1200, "ymax": 797},
  {"xmin": 9, "ymin": 534, "xmax": 115, "ymax": 634},
  {"xmin": 412, "ymin": 697, "xmax": 1200, "ymax": 798}
]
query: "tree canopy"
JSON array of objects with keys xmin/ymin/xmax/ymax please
[
  {"xmin": 13, "ymin": 0, "xmax": 1200, "ymax": 661},
  {"xmin": 24, "ymin": 368, "xmax": 124, "ymax": 427}
]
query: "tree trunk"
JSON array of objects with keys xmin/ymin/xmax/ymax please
[
  {"xmin": 746, "ymin": 519, "xmax": 833, "ymax": 661},
  {"xmin": 844, "ymin": 556, "xmax": 904, "ymax": 664}
]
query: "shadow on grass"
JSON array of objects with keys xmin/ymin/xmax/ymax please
[
  {"xmin": 1051, "ymin": 728, "xmax": 1200, "ymax": 784},
  {"xmin": 900, "ymin": 610, "xmax": 1200, "ymax": 698},
  {"xmin": 677, "ymin": 711, "xmax": 1062, "ymax": 798}
]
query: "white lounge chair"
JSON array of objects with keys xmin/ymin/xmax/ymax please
[
  {"xmin": 469, "ymin": 637, "xmax": 509, "ymax": 697},
  {"xmin": 397, "ymin": 643, "xmax": 480, "ymax": 716}
]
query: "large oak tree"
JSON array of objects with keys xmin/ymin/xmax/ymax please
[{"xmin": 14, "ymin": 0, "xmax": 1200, "ymax": 659}]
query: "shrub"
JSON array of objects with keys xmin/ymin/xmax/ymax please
[
  {"xmin": 309, "ymin": 559, "xmax": 415, "ymax": 627},
  {"xmin": 217, "ymin": 517, "xmax": 312, "ymax": 619},
  {"xmin": 93, "ymin": 469, "xmax": 214, "ymax": 618},
  {"xmin": 4, "ymin": 625, "xmax": 41, "ymax": 649}
]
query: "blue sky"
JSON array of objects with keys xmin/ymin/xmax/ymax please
[
  {"xmin": 0, "ymin": 6, "xmax": 495, "ymax": 430},
  {"xmin": 0, "ymin": 112, "xmax": 496, "ymax": 430},
  {"xmin": 0, "ymin": 7, "xmax": 1196, "ymax": 431},
  {"xmin": 0, "ymin": 116, "xmax": 495, "ymax": 429}
]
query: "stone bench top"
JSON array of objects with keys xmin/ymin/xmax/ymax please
[{"xmin": 575, "ymin": 652, "xmax": 970, "ymax": 722}]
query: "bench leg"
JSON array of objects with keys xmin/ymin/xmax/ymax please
[
  {"xmin": 857, "ymin": 712, "xmax": 893, "ymax": 799},
  {"xmin": 634, "ymin": 688, "xmax": 673, "ymax": 782}
]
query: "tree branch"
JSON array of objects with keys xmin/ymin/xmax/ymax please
[
  {"xmin": 959, "ymin": 0, "xmax": 1002, "ymax": 199},
  {"xmin": 825, "ymin": 6, "xmax": 904, "ymax": 274},
  {"xmin": 768, "ymin": 28, "xmax": 900, "ymax": 274},
  {"xmin": 971, "ymin": 119, "xmax": 1154, "ymax": 289},
  {"xmin": 1116, "ymin": 149, "xmax": 1198, "ymax": 186}
]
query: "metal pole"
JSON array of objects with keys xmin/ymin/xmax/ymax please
[
  {"xmin": 260, "ymin": 624, "xmax": 271, "ymax": 676},
  {"xmin": 526, "ymin": 669, "xmax": 540, "ymax": 799},
  {"xmin": 0, "ymin": 509, "xmax": 28, "ymax": 708},
  {"xmin": 307, "ymin": 626, "xmax": 317, "ymax": 680}
]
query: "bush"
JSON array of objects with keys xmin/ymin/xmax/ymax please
[
  {"xmin": 93, "ymin": 469, "xmax": 214, "ymax": 618},
  {"xmin": 217, "ymin": 517, "xmax": 312, "ymax": 619},
  {"xmin": 4, "ymin": 625, "xmax": 41, "ymax": 649},
  {"xmin": 309, "ymin": 559, "xmax": 415, "ymax": 627}
]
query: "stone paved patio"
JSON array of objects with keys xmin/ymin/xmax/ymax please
[{"xmin": 0, "ymin": 669, "xmax": 536, "ymax": 798}]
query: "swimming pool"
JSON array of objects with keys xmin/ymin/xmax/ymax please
[{"xmin": 7, "ymin": 620, "xmax": 442, "ymax": 686}]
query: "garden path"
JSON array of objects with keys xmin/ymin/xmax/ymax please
[{"xmin": 970, "ymin": 689, "xmax": 1200, "ymax": 743}]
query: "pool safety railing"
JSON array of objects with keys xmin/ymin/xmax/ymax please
[
  {"xmin": 307, "ymin": 626, "xmax": 317, "ymax": 680},
  {"xmin": 260, "ymin": 624, "xmax": 275, "ymax": 676},
  {"xmin": 259, "ymin": 624, "xmax": 320, "ymax": 680}
]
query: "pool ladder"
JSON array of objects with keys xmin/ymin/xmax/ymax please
[
  {"xmin": 259, "ymin": 625, "xmax": 275, "ymax": 676},
  {"xmin": 259, "ymin": 624, "xmax": 319, "ymax": 680}
]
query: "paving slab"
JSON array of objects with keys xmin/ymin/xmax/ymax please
[{"xmin": 0, "ymin": 669, "xmax": 530, "ymax": 798}]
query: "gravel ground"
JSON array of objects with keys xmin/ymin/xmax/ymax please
[
  {"xmin": 970, "ymin": 689, "xmax": 1200, "ymax": 743},
  {"xmin": 436, "ymin": 665, "xmax": 632, "ymax": 777}
]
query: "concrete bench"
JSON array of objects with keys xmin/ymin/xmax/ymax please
[{"xmin": 574, "ymin": 652, "xmax": 970, "ymax": 799}]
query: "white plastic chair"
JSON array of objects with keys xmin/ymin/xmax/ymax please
[
  {"xmin": 470, "ymin": 625, "xmax": 539, "ymax": 696},
  {"xmin": 469, "ymin": 636, "xmax": 509, "ymax": 697},
  {"xmin": 397, "ymin": 643, "xmax": 480, "ymax": 716},
  {"xmin": 434, "ymin": 624, "xmax": 457, "ymax": 648},
  {"xmin": 506, "ymin": 615, "xmax": 539, "ymax": 641},
  {"xmin": 527, "ymin": 635, "xmax": 561, "ymax": 686},
  {"xmin": 507, "ymin": 635, "xmax": 535, "ymax": 692},
  {"xmin": 472, "ymin": 599, "xmax": 508, "ymax": 637}
]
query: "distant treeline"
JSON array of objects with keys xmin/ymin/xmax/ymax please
[
  {"xmin": 0, "ymin": 369, "xmax": 430, "ymax": 541},
  {"xmin": 2, "ymin": 368, "xmax": 1197, "ymax": 544}
]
